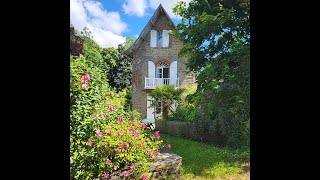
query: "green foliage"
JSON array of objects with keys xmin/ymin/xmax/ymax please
[
  {"xmin": 123, "ymin": 36, "xmax": 135, "ymax": 50},
  {"xmin": 76, "ymin": 26, "xmax": 134, "ymax": 109},
  {"xmin": 70, "ymin": 23, "xmax": 84, "ymax": 56},
  {"xmin": 173, "ymin": 0, "xmax": 250, "ymax": 148},
  {"xmin": 101, "ymin": 43, "xmax": 133, "ymax": 94},
  {"xmin": 70, "ymin": 28, "xmax": 161, "ymax": 179},
  {"xmin": 169, "ymin": 106, "xmax": 199, "ymax": 123},
  {"xmin": 148, "ymin": 85, "xmax": 185, "ymax": 120},
  {"xmin": 172, "ymin": 0, "xmax": 250, "ymax": 71},
  {"xmin": 169, "ymin": 87, "xmax": 198, "ymax": 123},
  {"xmin": 70, "ymin": 54, "xmax": 163, "ymax": 179}
]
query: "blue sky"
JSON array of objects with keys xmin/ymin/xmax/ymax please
[{"xmin": 70, "ymin": 0, "xmax": 191, "ymax": 48}]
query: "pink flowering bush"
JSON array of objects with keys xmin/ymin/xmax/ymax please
[
  {"xmin": 85, "ymin": 117, "xmax": 162, "ymax": 179},
  {"xmin": 70, "ymin": 55, "xmax": 163, "ymax": 179}
]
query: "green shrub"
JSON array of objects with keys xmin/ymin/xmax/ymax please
[
  {"xmin": 169, "ymin": 106, "xmax": 199, "ymax": 123},
  {"xmin": 71, "ymin": 114, "xmax": 163, "ymax": 179},
  {"xmin": 70, "ymin": 55, "xmax": 163, "ymax": 179}
]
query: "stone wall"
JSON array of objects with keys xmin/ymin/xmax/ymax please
[
  {"xmin": 149, "ymin": 148, "xmax": 182, "ymax": 180},
  {"xmin": 132, "ymin": 13, "xmax": 196, "ymax": 119}
]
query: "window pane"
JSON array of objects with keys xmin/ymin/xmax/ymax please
[
  {"xmin": 163, "ymin": 68, "xmax": 169, "ymax": 78},
  {"xmin": 157, "ymin": 31, "xmax": 163, "ymax": 47}
]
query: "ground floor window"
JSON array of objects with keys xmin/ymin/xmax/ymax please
[{"xmin": 155, "ymin": 100, "xmax": 162, "ymax": 115}]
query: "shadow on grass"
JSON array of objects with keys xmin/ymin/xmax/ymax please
[{"xmin": 160, "ymin": 133, "xmax": 250, "ymax": 179}]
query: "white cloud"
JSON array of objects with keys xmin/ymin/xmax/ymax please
[
  {"xmin": 148, "ymin": 0, "xmax": 192, "ymax": 19},
  {"xmin": 70, "ymin": 0, "xmax": 127, "ymax": 48},
  {"xmin": 122, "ymin": 0, "xmax": 148, "ymax": 17}
]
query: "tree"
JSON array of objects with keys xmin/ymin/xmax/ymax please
[
  {"xmin": 123, "ymin": 36, "xmax": 135, "ymax": 50},
  {"xmin": 70, "ymin": 23, "xmax": 84, "ymax": 56},
  {"xmin": 148, "ymin": 85, "xmax": 185, "ymax": 121},
  {"xmin": 173, "ymin": 0, "xmax": 250, "ymax": 147},
  {"xmin": 101, "ymin": 37, "xmax": 134, "ymax": 93}
]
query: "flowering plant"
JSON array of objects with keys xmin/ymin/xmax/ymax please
[
  {"xmin": 86, "ymin": 117, "xmax": 162, "ymax": 179},
  {"xmin": 70, "ymin": 55, "xmax": 163, "ymax": 179}
]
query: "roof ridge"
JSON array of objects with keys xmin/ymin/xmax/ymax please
[{"xmin": 124, "ymin": 4, "xmax": 178, "ymax": 55}]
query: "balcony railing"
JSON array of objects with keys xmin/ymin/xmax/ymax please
[{"xmin": 145, "ymin": 77, "xmax": 179, "ymax": 89}]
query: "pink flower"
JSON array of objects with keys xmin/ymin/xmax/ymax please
[
  {"xmin": 118, "ymin": 117, "xmax": 123, "ymax": 123},
  {"xmin": 142, "ymin": 175, "xmax": 147, "ymax": 180},
  {"xmin": 145, "ymin": 149, "xmax": 150, "ymax": 154},
  {"xmin": 108, "ymin": 105, "xmax": 113, "ymax": 112},
  {"xmin": 136, "ymin": 145, "xmax": 139, "ymax": 149},
  {"xmin": 80, "ymin": 74, "xmax": 83, "ymax": 79},
  {"xmin": 82, "ymin": 83, "xmax": 88, "ymax": 89},
  {"xmin": 92, "ymin": 114, "xmax": 97, "ymax": 119},
  {"xmin": 131, "ymin": 123, "xmax": 135, "ymax": 126},
  {"xmin": 124, "ymin": 171, "xmax": 131, "ymax": 177},
  {"xmin": 106, "ymin": 159, "xmax": 111, "ymax": 165},
  {"xmin": 141, "ymin": 123, "xmax": 147, "ymax": 129},
  {"xmin": 141, "ymin": 144, "xmax": 145, "ymax": 149},
  {"xmin": 87, "ymin": 141, "xmax": 93, "ymax": 146},
  {"xmin": 120, "ymin": 142, "xmax": 125, "ymax": 148},
  {"xmin": 130, "ymin": 137, "xmax": 134, "ymax": 141},
  {"xmin": 117, "ymin": 131, "xmax": 122, "ymax": 138},
  {"xmin": 127, "ymin": 129, "xmax": 133, "ymax": 134},
  {"xmin": 98, "ymin": 132, "xmax": 103, "ymax": 137},
  {"xmin": 130, "ymin": 164, "xmax": 134, "ymax": 170},
  {"xmin": 96, "ymin": 128, "xmax": 101, "ymax": 133},
  {"xmin": 106, "ymin": 129, "xmax": 112, "ymax": 135},
  {"xmin": 105, "ymin": 147, "xmax": 110, "ymax": 151},
  {"xmin": 134, "ymin": 129, "xmax": 140, "ymax": 136},
  {"xmin": 146, "ymin": 138, "xmax": 150, "ymax": 142},
  {"xmin": 83, "ymin": 74, "xmax": 90, "ymax": 82},
  {"xmin": 154, "ymin": 131, "xmax": 160, "ymax": 139},
  {"xmin": 151, "ymin": 151, "xmax": 159, "ymax": 159},
  {"xmin": 114, "ymin": 165, "xmax": 118, "ymax": 170},
  {"xmin": 125, "ymin": 144, "xmax": 130, "ymax": 149},
  {"xmin": 100, "ymin": 111, "xmax": 106, "ymax": 118},
  {"xmin": 167, "ymin": 144, "xmax": 172, "ymax": 149},
  {"xmin": 116, "ymin": 149, "xmax": 121, "ymax": 154},
  {"xmin": 103, "ymin": 173, "xmax": 110, "ymax": 179}
]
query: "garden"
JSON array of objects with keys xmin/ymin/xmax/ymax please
[{"xmin": 70, "ymin": 0, "xmax": 250, "ymax": 179}]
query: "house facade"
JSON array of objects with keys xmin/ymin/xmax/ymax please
[{"xmin": 125, "ymin": 4, "xmax": 196, "ymax": 119}]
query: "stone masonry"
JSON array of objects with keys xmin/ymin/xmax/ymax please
[{"xmin": 131, "ymin": 8, "xmax": 196, "ymax": 119}]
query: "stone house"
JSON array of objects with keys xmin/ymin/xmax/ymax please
[{"xmin": 125, "ymin": 4, "xmax": 196, "ymax": 120}]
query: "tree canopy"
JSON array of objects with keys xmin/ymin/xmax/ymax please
[{"xmin": 173, "ymin": 0, "xmax": 250, "ymax": 147}]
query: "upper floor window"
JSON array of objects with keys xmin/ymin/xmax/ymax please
[
  {"xmin": 150, "ymin": 30, "xmax": 169, "ymax": 48},
  {"xmin": 156, "ymin": 61, "xmax": 169, "ymax": 79},
  {"xmin": 157, "ymin": 31, "xmax": 163, "ymax": 48}
]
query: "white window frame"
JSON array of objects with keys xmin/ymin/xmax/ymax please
[{"xmin": 156, "ymin": 62, "xmax": 169, "ymax": 78}]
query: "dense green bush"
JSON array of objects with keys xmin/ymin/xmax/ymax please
[
  {"xmin": 173, "ymin": 0, "xmax": 250, "ymax": 148},
  {"xmin": 169, "ymin": 106, "xmax": 199, "ymax": 123},
  {"xmin": 70, "ymin": 54, "xmax": 163, "ymax": 179}
]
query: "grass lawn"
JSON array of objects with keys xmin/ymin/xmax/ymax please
[{"xmin": 160, "ymin": 133, "xmax": 250, "ymax": 180}]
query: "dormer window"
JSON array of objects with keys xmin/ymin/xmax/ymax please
[{"xmin": 150, "ymin": 30, "xmax": 169, "ymax": 48}]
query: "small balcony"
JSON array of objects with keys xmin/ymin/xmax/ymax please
[{"xmin": 145, "ymin": 77, "xmax": 179, "ymax": 89}]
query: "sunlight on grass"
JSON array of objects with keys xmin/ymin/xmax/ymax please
[{"xmin": 160, "ymin": 133, "xmax": 250, "ymax": 179}]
